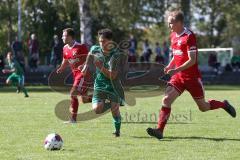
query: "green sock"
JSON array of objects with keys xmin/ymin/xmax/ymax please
[{"xmin": 113, "ymin": 116, "xmax": 121, "ymax": 132}]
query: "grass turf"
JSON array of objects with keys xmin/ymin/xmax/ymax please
[{"xmin": 0, "ymin": 86, "xmax": 239, "ymax": 160}]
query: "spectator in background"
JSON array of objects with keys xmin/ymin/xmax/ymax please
[
  {"xmin": 11, "ymin": 36, "xmax": 25, "ymax": 72},
  {"xmin": 155, "ymin": 42, "xmax": 164, "ymax": 64},
  {"xmin": 162, "ymin": 41, "xmax": 170, "ymax": 65},
  {"xmin": 208, "ymin": 52, "xmax": 221, "ymax": 74},
  {"xmin": 231, "ymin": 52, "xmax": 240, "ymax": 72},
  {"xmin": 0, "ymin": 54, "xmax": 4, "ymax": 70},
  {"xmin": 128, "ymin": 34, "xmax": 137, "ymax": 62},
  {"xmin": 28, "ymin": 33, "xmax": 39, "ymax": 72},
  {"xmin": 141, "ymin": 39, "xmax": 152, "ymax": 62},
  {"xmin": 50, "ymin": 35, "xmax": 64, "ymax": 67}
]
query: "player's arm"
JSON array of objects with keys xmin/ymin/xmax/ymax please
[
  {"xmin": 2, "ymin": 68, "xmax": 15, "ymax": 74},
  {"xmin": 81, "ymin": 52, "xmax": 94, "ymax": 76},
  {"xmin": 164, "ymin": 55, "xmax": 175, "ymax": 74},
  {"xmin": 56, "ymin": 58, "xmax": 69, "ymax": 73},
  {"xmin": 2, "ymin": 63, "xmax": 16, "ymax": 74},
  {"xmin": 174, "ymin": 51, "xmax": 196, "ymax": 72},
  {"xmin": 95, "ymin": 60, "xmax": 118, "ymax": 80}
]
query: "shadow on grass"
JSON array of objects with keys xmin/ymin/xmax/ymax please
[
  {"xmin": 0, "ymin": 86, "xmax": 53, "ymax": 92},
  {"xmin": 130, "ymin": 136, "xmax": 173, "ymax": 141},
  {"xmin": 131, "ymin": 135, "xmax": 240, "ymax": 142},
  {"xmin": 122, "ymin": 122, "xmax": 194, "ymax": 125},
  {"xmin": 61, "ymin": 149, "xmax": 76, "ymax": 152},
  {"xmin": 164, "ymin": 136, "xmax": 240, "ymax": 142}
]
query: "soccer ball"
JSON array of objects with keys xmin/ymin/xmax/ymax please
[{"xmin": 44, "ymin": 133, "xmax": 63, "ymax": 150}]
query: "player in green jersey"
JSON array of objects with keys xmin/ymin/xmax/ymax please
[
  {"xmin": 2, "ymin": 52, "xmax": 29, "ymax": 97},
  {"xmin": 83, "ymin": 28, "xmax": 127, "ymax": 137}
]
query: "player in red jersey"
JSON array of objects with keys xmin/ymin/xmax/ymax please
[
  {"xmin": 57, "ymin": 28, "xmax": 92, "ymax": 123},
  {"xmin": 147, "ymin": 10, "xmax": 236, "ymax": 139}
]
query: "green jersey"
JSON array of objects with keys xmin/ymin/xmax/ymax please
[
  {"xmin": 8, "ymin": 59, "xmax": 24, "ymax": 76},
  {"xmin": 231, "ymin": 55, "xmax": 240, "ymax": 63},
  {"xmin": 90, "ymin": 45, "xmax": 126, "ymax": 103}
]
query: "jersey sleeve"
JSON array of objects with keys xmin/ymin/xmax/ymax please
[
  {"xmin": 81, "ymin": 44, "xmax": 88, "ymax": 55},
  {"xmin": 187, "ymin": 33, "xmax": 197, "ymax": 53},
  {"xmin": 90, "ymin": 45, "xmax": 101, "ymax": 54}
]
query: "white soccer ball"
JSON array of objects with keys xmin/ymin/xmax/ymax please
[{"xmin": 44, "ymin": 133, "xmax": 63, "ymax": 150}]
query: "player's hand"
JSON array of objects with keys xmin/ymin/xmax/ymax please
[
  {"xmin": 2, "ymin": 69, "xmax": 9, "ymax": 74},
  {"xmin": 94, "ymin": 60, "xmax": 103, "ymax": 70},
  {"xmin": 2, "ymin": 69, "xmax": 6, "ymax": 73},
  {"xmin": 80, "ymin": 64, "xmax": 88, "ymax": 76},
  {"xmin": 56, "ymin": 67, "xmax": 64, "ymax": 74},
  {"xmin": 167, "ymin": 69, "xmax": 178, "ymax": 76},
  {"xmin": 164, "ymin": 66, "xmax": 170, "ymax": 74}
]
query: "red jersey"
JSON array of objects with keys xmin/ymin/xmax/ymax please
[
  {"xmin": 63, "ymin": 41, "xmax": 88, "ymax": 76},
  {"xmin": 170, "ymin": 28, "xmax": 201, "ymax": 79}
]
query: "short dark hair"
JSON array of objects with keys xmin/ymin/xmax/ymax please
[
  {"xmin": 169, "ymin": 10, "xmax": 184, "ymax": 23},
  {"xmin": 98, "ymin": 28, "xmax": 113, "ymax": 40},
  {"xmin": 63, "ymin": 28, "xmax": 75, "ymax": 38}
]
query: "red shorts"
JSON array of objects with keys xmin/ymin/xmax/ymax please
[
  {"xmin": 168, "ymin": 75, "xmax": 204, "ymax": 99},
  {"xmin": 73, "ymin": 74, "xmax": 90, "ymax": 95}
]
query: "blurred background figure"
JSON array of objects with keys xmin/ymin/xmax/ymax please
[
  {"xmin": 128, "ymin": 34, "xmax": 137, "ymax": 62},
  {"xmin": 50, "ymin": 35, "xmax": 63, "ymax": 68},
  {"xmin": 28, "ymin": 33, "xmax": 39, "ymax": 72},
  {"xmin": 141, "ymin": 39, "xmax": 152, "ymax": 62},
  {"xmin": 162, "ymin": 41, "xmax": 170, "ymax": 65},
  {"xmin": 208, "ymin": 52, "xmax": 221, "ymax": 74},
  {"xmin": 155, "ymin": 42, "xmax": 164, "ymax": 64},
  {"xmin": 231, "ymin": 52, "xmax": 240, "ymax": 72},
  {"xmin": 11, "ymin": 36, "xmax": 25, "ymax": 72},
  {"xmin": 0, "ymin": 54, "xmax": 5, "ymax": 70}
]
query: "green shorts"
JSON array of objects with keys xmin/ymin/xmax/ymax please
[
  {"xmin": 92, "ymin": 89, "xmax": 120, "ymax": 104},
  {"xmin": 7, "ymin": 73, "xmax": 24, "ymax": 86}
]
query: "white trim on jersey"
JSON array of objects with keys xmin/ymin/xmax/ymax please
[
  {"xmin": 66, "ymin": 41, "xmax": 80, "ymax": 49},
  {"xmin": 77, "ymin": 77, "xmax": 85, "ymax": 92},
  {"xmin": 176, "ymin": 27, "xmax": 193, "ymax": 37}
]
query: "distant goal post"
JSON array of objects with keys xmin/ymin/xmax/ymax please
[{"xmin": 198, "ymin": 48, "xmax": 233, "ymax": 68}]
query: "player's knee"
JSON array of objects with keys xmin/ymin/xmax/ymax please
[
  {"xmin": 71, "ymin": 95, "xmax": 78, "ymax": 101},
  {"xmin": 162, "ymin": 96, "xmax": 172, "ymax": 107},
  {"xmin": 70, "ymin": 89, "xmax": 78, "ymax": 97},
  {"xmin": 93, "ymin": 106, "xmax": 102, "ymax": 114}
]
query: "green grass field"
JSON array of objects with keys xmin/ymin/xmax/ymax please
[{"xmin": 0, "ymin": 86, "xmax": 239, "ymax": 160}]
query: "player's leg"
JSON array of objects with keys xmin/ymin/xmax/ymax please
[
  {"xmin": 194, "ymin": 98, "xmax": 236, "ymax": 117},
  {"xmin": 6, "ymin": 74, "xmax": 19, "ymax": 92},
  {"xmin": 110, "ymin": 102, "xmax": 121, "ymax": 137},
  {"xmin": 92, "ymin": 100, "xmax": 104, "ymax": 114},
  {"xmin": 92, "ymin": 90, "xmax": 113, "ymax": 114},
  {"xmin": 18, "ymin": 75, "xmax": 29, "ymax": 97},
  {"xmin": 65, "ymin": 75, "xmax": 85, "ymax": 123},
  {"xmin": 147, "ymin": 85, "xmax": 181, "ymax": 139},
  {"xmin": 68, "ymin": 86, "xmax": 79, "ymax": 123},
  {"xmin": 187, "ymin": 78, "xmax": 236, "ymax": 117}
]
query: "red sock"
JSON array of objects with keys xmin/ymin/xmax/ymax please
[
  {"xmin": 70, "ymin": 96, "xmax": 79, "ymax": 121},
  {"xmin": 157, "ymin": 107, "xmax": 171, "ymax": 132},
  {"xmin": 209, "ymin": 99, "xmax": 226, "ymax": 110}
]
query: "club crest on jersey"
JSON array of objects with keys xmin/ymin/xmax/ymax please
[
  {"xmin": 73, "ymin": 50, "xmax": 77, "ymax": 57},
  {"xmin": 177, "ymin": 40, "xmax": 182, "ymax": 46}
]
